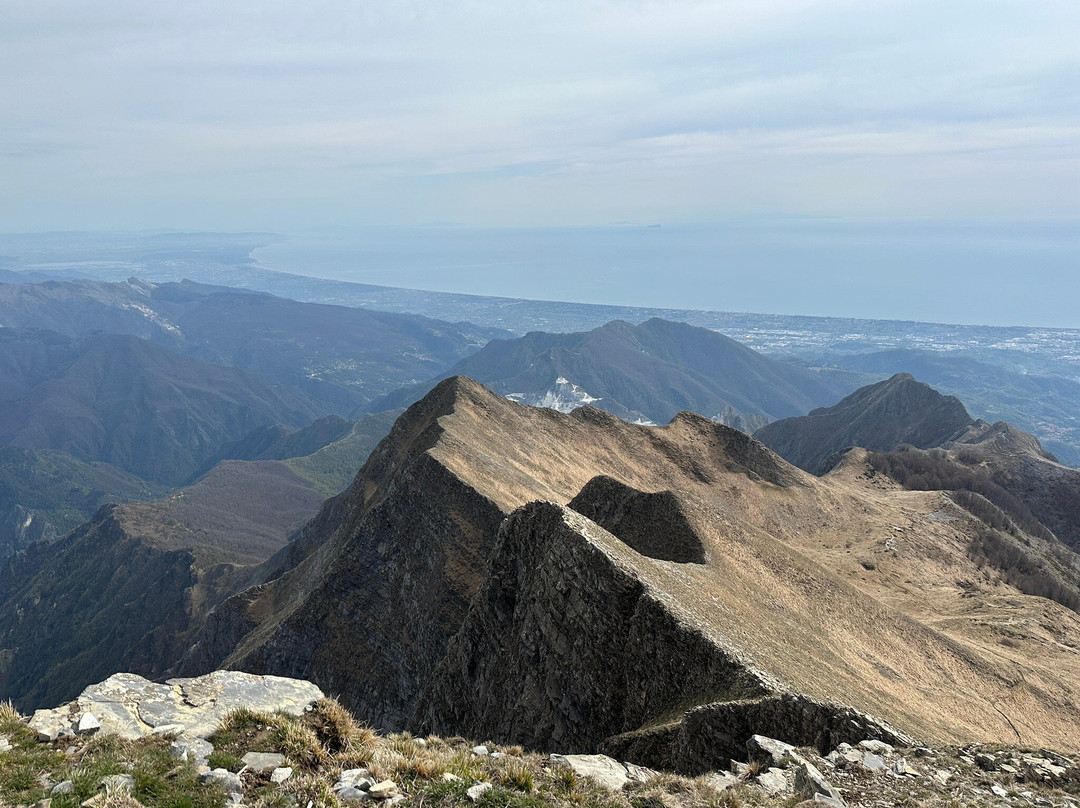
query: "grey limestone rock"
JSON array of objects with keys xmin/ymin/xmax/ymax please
[
  {"xmin": 76, "ymin": 713, "xmax": 101, "ymax": 735},
  {"xmin": 29, "ymin": 670, "xmax": 323, "ymax": 742},
  {"xmin": 466, "ymin": 783, "xmax": 493, "ymax": 802},
  {"xmin": 339, "ymin": 786, "xmax": 372, "ymax": 804},
  {"xmin": 101, "ymin": 773, "xmax": 136, "ymax": 794},
  {"xmin": 242, "ymin": 752, "xmax": 285, "ymax": 773},
  {"xmin": 171, "ymin": 737, "xmax": 214, "ymax": 766},
  {"xmin": 550, "ymin": 754, "xmax": 631, "ymax": 791},
  {"xmin": 200, "ymin": 768, "xmax": 243, "ymax": 803},
  {"xmin": 793, "ymin": 760, "xmax": 845, "ymax": 805},
  {"xmin": 757, "ymin": 767, "xmax": 790, "ymax": 795},
  {"xmin": 748, "ymin": 735, "xmax": 800, "ymax": 768}
]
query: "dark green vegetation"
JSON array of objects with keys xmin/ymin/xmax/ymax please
[
  {"xmin": 0, "ymin": 457, "xmax": 327, "ymax": 709},
  {"xmin": 283, "ymin": 411, "xmax": 402, "ymax": 497},
  {"xmin": 0, "ymin": 446, "xmax": 164, "ymax": 560},
  {"xmin": 192, "ymin": 416, "xmax": 355, "ymax": 480},
  {"xmin": 0, "ymin": 504, "xmax": 245, "ymax": 709},
  {"xmin": 754, "ymin": 373, "xmax": 975, "ymax": 474},
  {"xmin": 371, "ymin": 318, "xmax": 858, "ymax": 428},
  {"xmin": 197, "ymin": 411, "xmax": 402, "ymax": 498},
  {"xmin": 0, "ymin": 328, "xmax": 322, "ymax": 485}
]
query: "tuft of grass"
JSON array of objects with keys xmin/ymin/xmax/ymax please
[
  {"xmin": 281, "ymin": 771, "xmax": 342, "ymax": 808},
  {"xmin": 442, "ymin": 748, "xmax": 489, "ymax": 782},
  {"xmin": 708, "ymin": 790, "xmax": 745, "ymax": 808},
  {"xmin": 272, "ymin": 718, "xmax": 328, "ymax": 770},
  {"xmin": 206, "ymin": 751, "xmax": 244, "ymax": 772},
  {"xmin": 216, "ymin": 706, "xmax": 269, "ymax": 734},
  {"xmin": 476, "ymin": 784, "xmax": 554, "ymax": 808},
  {"xmin": 498, "ymin": 759, "xmax": 536, "ymax": 793},
  {"xmin": 550, "ymin": 765, "xmax": 579, "ymax": 795},
  {"xmin": 311, "ymin": 697, "xmax": 362, "ymax": 753},
  {"xmin": 0, "ymin": 700, "xmax": 21, "ymax": 728}
]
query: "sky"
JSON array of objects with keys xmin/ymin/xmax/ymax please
[
  {"xmin": 2, "ymin": 0, "xmax": 1077, "ymax": 231},
  {"xmin": 1, "ymin": 2, "xmax": 1077, "ymax": 325}
]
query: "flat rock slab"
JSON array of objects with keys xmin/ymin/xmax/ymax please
[
  {"xmin": 29, "ymin": 670, "xmax": 324, "ymax": 741},
  {"xmin": 550, "ymin": 754, "xmax": 631, "ymax": 791},
  {"xmin": 242, "ymin": 752, "xmax": 285, "ymax": 773}
]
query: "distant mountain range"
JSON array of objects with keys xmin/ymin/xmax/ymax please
[
  {"xmin": 3, "ymin": 233, "xmax": 1079, "ymax": 465},
  {"xmin": 0, "ymin": 328, "xmax": 322, "ymax": 485},
  {"xmin": 371, "ymin": 318, "xmax": 859, "ymax": 429},
  {"xmin": 811, "ymin": 349, "xmax": 1080, "ymax": 467},
  {"xmin": 0, "ymin": 278, "xmax": 503, "ymax": 412}
]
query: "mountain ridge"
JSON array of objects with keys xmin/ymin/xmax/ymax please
[
  {"xmin": 369, "ymin": 318, "xmax": 859, "ymax": 428},
  {"xmin": 174, "ymin": 376, "xmax": 1080, "ymax": 755}
]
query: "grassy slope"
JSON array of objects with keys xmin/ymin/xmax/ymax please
[{"xmin": 285, "ymin": 411, "xmax": 401, "ymax": 497}]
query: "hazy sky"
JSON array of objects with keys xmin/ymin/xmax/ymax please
[{"xmin": 3, "ymin": 1, "xmax": 1078, "ymax": 231}]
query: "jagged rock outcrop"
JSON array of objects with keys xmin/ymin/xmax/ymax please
[
  {"xmin": 28, "ymin": 670, "xmax": 322, "ymax": 741},
  {"xmin": 179, "ymin": 376, "xmax": 1080, "ymax": 760},
  {"xmin": 754, "ymin": 373, "xmax": 975, "ymax": 474},
  {"xmin": 567, "ymin": 476, "xmax": 705, "ymax": 564},
  {"xmin": 416, "ymin": 502, "xmax": 768, "ymax": 750},
  {"xmin": 601, "ymin": 695, "xmax": 911, "ymax": 774}
]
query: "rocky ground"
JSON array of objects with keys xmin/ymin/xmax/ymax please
[{"xmin": 3, "ymin": 672, "xmax": 1080, "ymax": 808}]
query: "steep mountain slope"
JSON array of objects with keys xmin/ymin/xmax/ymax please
[
  {"xmin": 0, "ymin": 447, "xmax": 164, "ymax": 560},
  {"xmin": 753, "ymin": 373, "xmax": 976, "ymax": 474},
  {"xmin": 370, "ymin": 318, "xmax": 857, "ymax": 427},
  {"xmin": 0, "ymin": 329, "xmax": 322, "ymax": 484},
  {"xmin": 178, "ymin": 377, "xmax": 1080, "ymax": 760},
  {"xmin": 0, "ymin": 402, "xmax": 407, "ymax": 710},
  {"xmin": 0, "ymin": 278, "xmax": 502, "ymax": 411},
  {"xmin": 0, "ymin": 458, "xmax": 325, "ymax": 710}
]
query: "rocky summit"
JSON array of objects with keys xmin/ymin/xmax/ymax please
[{"xmin": 170, "ymin": 376, "xmax": 1080, "ymax": 766}]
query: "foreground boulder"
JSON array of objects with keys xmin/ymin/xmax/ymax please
[{"xmin": 28, "ymin": 670, "xmax": 323, "ymax": 741}]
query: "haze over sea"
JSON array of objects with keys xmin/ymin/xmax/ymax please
[{"xmin": 252, "ymin": 219, "xmax": 1080, "ymax": 329}]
